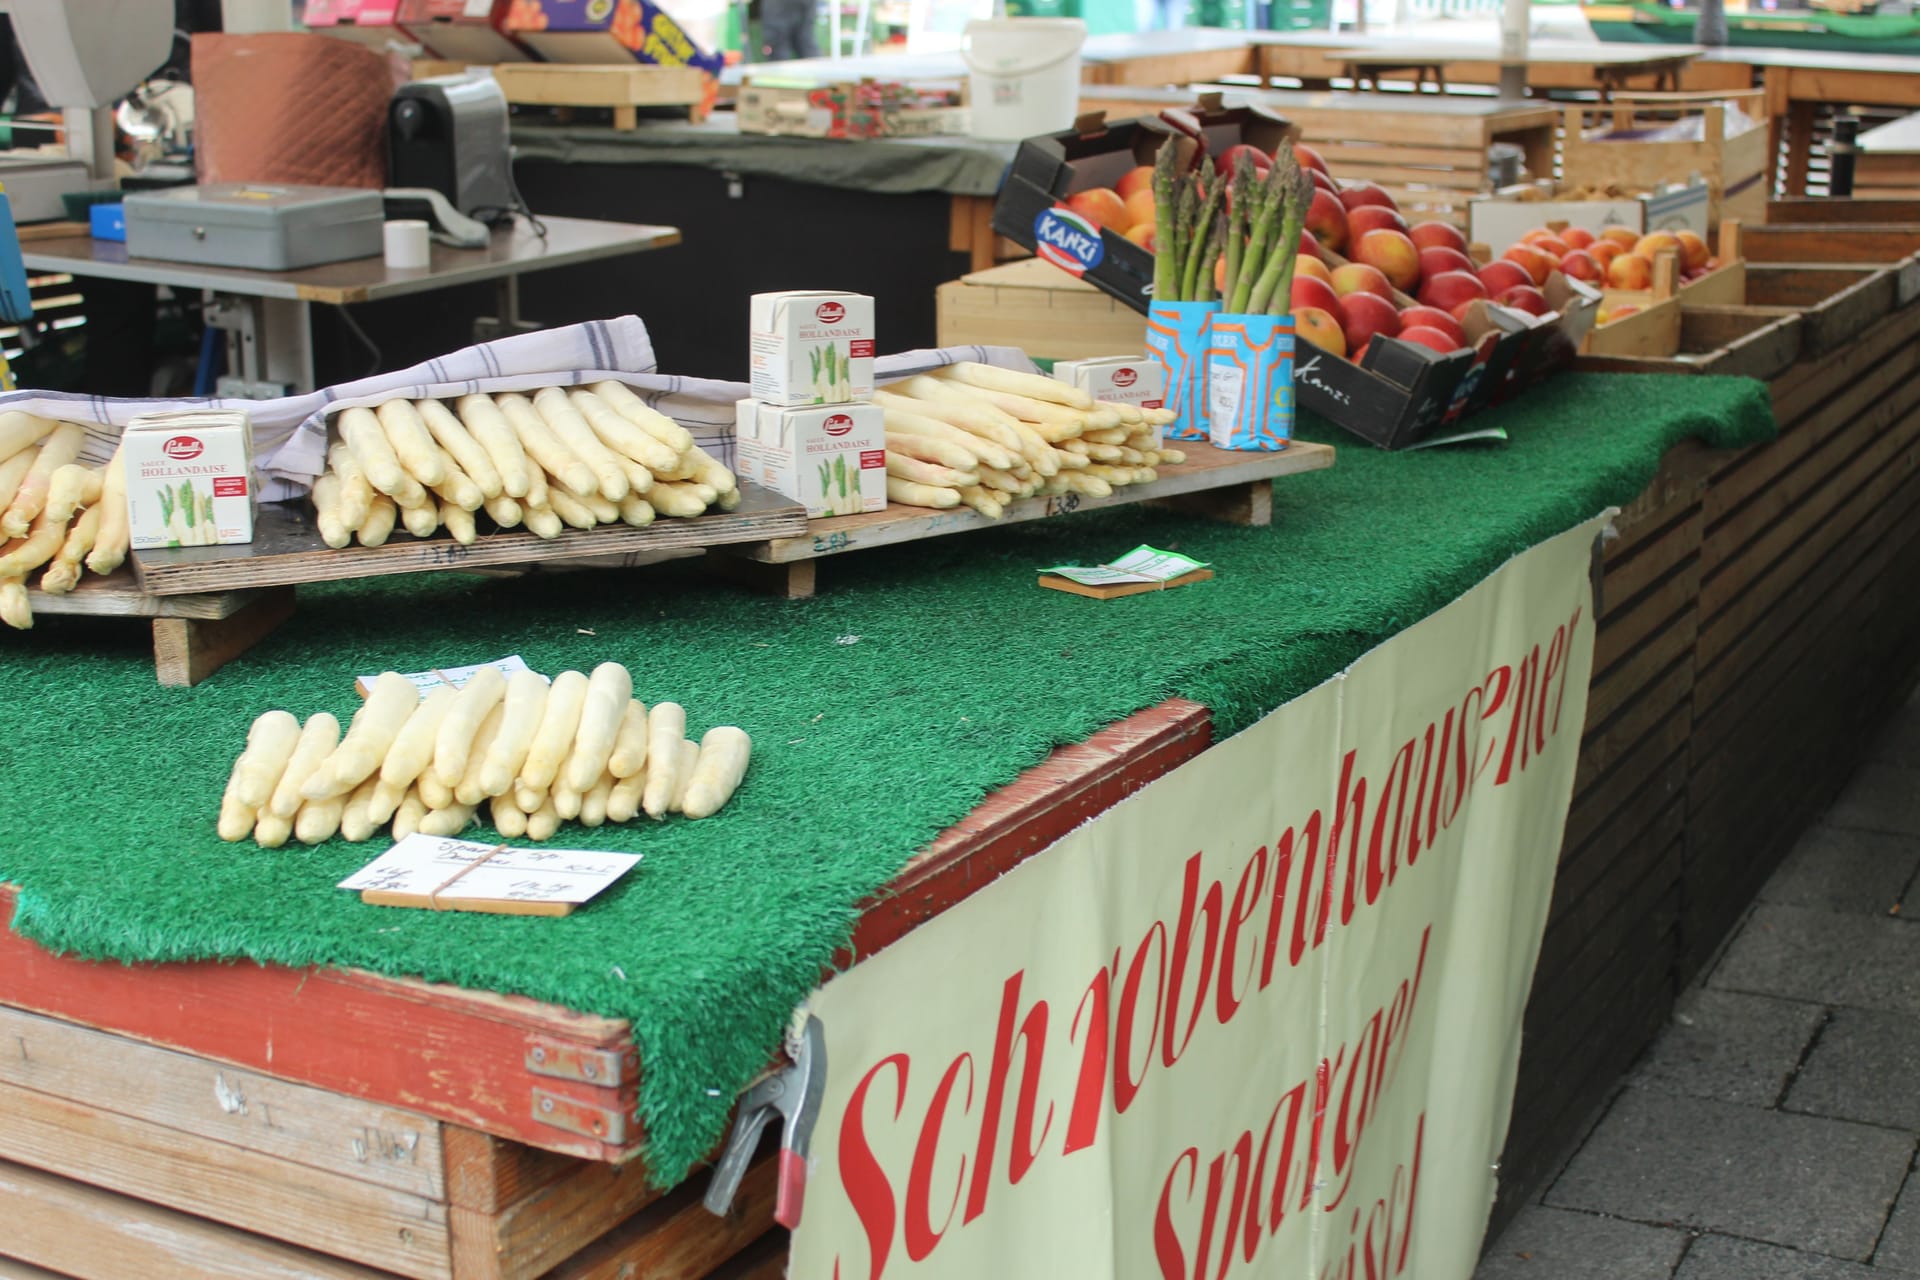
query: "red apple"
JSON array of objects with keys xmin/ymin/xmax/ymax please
[
  {"xmin": 1398, "ymin": 325, "xmax": 1463, "ymax": 355},
  {"xmin": 1309, "ymin": 167, "xmax": 1338, "ymax": 193},
  {"xmin": 1296, "ymin": 142, "xmax": 1329, "ymax": 175},
  {"xmin": 1330, "ymin": 261, "xmax": 1394, "ymax": 302},
  {"xmin": 1417, "ymin": 245, "xmax": 1476, "ymax": 281},
  {"xmin": 1305, "ymin": 189, "xmax": 1350, "ymax": 254},
  {"xmin": 1675, "ymin": 230, "xmax": 1711, "ymax": 272},
  {"xmin": 1495, "ymin": 284, "xmax": 1551, "ymax": 317},
  {"xmin": 1340, "ymin": 291, "xmax": 1401, "ymax": 355},
  {"xmin": 1290, "ymin": 274, "xmax": 1346, "ymax": 320},
  {"xmin": 1558, "ymin": 249, "xmax": 1603, "ymax": 284},
  {"xmin": 1523, "ymin": 232, "xmax": 1571, "ymax": 259},
  {"xmin": 1347, "ymin": 205, "xmax": 1409, "ymax": 239},
  {"xmin": 1478, "ymin": 259, "xmax": 1532, "ymax": 295},
  {"xmin": 1292, "ymin": 306, "xmax": 1346, "ymax": 357},
  {"xmin": 1397, "ymin": 305, "xmax": 1467, "ymax": 347},
  {"xmin": 1296, "ymin": 253, "xmax": 1333, "ymax": 284},
  {"xmin": 1219, "ymin": 143, "xmax": 1272, "ymax": 177},
  {"xmin": 1418, "ymin": 268, "xmax": 1489, "ymax": 312},
  {"xmin": 1354, "ymin": 228, "xmax": 1420, "ymax": 293},
  {"xmin": 1560, "ymin": 226, "xmax": 1597, "ymax": 250},
  {"xmin": 1408, "ymin": 221, "xmax": 1470, "ymax": 255},
  {"xmin": 1337, "ymin": 181, "xmax": 1398, "ymax": 214},
  {"xmin": 1299, "ymin": 228, "xmax": 1322, "ymax": 259}
]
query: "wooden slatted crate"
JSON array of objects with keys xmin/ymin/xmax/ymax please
[
  {"xmin": 1561, "ymin": 92, "xmax": 1772, "ymax": 228},
  {"xmin": 0, "ymin": 1005, "xmax": 775, "ymax": 1280}
]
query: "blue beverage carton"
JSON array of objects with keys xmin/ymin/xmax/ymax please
[
  {"xmin": 1144, "ymin": 300, "xmax": 1218, "ymax": 442},
  {"xmin": 1205, "ymin": 313, "xmax": 1295, "ymax": 451}
]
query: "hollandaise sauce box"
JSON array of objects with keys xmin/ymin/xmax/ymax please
[
  {"xmin": 124, "ymin": 409, "xmax": 255, "ymax": 549},
  {"xmin": 750, "ymin": 290, "xmax": 876, "ymax": 406},
  {"xmin": 1054, "ymin": 356, "xmax": 1167, "ymax": 446},
  {"xmin": 734, "ymin": 398, "xmax": 886, "ymax": 518}
]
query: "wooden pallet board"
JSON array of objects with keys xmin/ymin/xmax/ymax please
[
  {"xmin": 493, "ymin": 63, "xmax": 710, "ymax": 128},
  {"xmin": 19, "ymin": 570, "xmax": 296, "ymax": 687},
  {"xmin": 725, "ymin": 441, "xmax": 1335, "ymax": 598},
  {"xmin": 131, "ymin": 485, "xmax": 808, "ymax": 598}
]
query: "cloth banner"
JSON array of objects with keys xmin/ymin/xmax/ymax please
[{"xmin": 790, "ymin": 512, "xmax": 1612, "ymax": 1280}]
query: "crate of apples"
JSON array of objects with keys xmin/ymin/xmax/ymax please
[{"xmin": 1283, "ymin": 153, "xmax": 1596, "ymax": 365}]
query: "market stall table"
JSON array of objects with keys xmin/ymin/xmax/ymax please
[
  {"xmin": 1073, "ymin": 84, "xmax": 1560, "ymax": 224},
  {"xmin": 1327, "ymin": 40, "xmax": 1706, "ymax": 97},
  {"xmin": 0, "ymin": 367, "xmax": 1785, "ymax": 1278},
  {"xmin": 1709, "ymin": 47, "xmax": 1920, "ymax": 195},
  {"xmin": 1851, "ymin": 110, "xmax": 1920, "ymax": 198},
  {"xmin": 1248, "ymin": 30, "xmax": 1754, "ymax": 93}
]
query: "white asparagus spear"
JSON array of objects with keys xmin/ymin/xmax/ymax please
[
  {"xmin": 253, "ymin": 811, "xmax": 293, "ymax": 849},
  {"xmin": 607, "ymin": 701, "xmax": 649, "ymax": 778},
  {"xmin": 568, "ymin": 387, "xmax": 680, "ymax": 474},
  {"xmin": 418, "ymin": 804, "xmax": 477, "ymax": 838},
  {"xmin": 497, "ymin": 393, "xmax": 597, "ymax": 499},
  {"xmin": 0, "ymin": 411, "xmax": 55, "ymax": 462},
  {"xmin": 884, "ymin": 430, "xmax": 977, "ymax": 472},
  {"xmin": 606, "ymin": 769, "xmax": 646, "ymax": 824},
  {"xmin": 564, "ymin": 662, "xmax": 632, "ymax": 792},
  {"xmin": 522, "ymin": 503, "xmax": 564, "ymax": 540},
  {"xmin": 338, "ymin": 407, "xmax": 425, "ymax": 506},
  {"xmin": 453, "ymin": 703, "xmax": 507, "ymax": 806},
  {"xmin": 591, "ymin": 381, "xmax": 694, "ymax": 454},
  {"xmin": 579, "ymin": 773, "xmax": 614, "ymax": 827},
  {"xmin": 328, "ymin": 444, "xmax": 374, "ymax": 530},
  {"xmin": 545, "ymin": 488, "xmax": 598, "ymax": 530},
  {"xmin": 881, "ymin": 409, "xmax": 1017, "ymax": 471},
  {"xmin": 532, "ymin": 387, "xmax": 628, "ymax": 502},
  {"xmin": 312, "ymin": 473, "xmax": 352, "ymax": 549},
  {"xmin": 647, "ymin": 482, "xmax": 709, "ymax": 518},
  {"xmin": 681, "ymin": 727, "xmax": 751, "ymax": 818},
  {"xmin": 0, "ymin": 446, "xmax": 36, "ymax": 523},
  {"xmin": 490, "ymin": 794, "xmax": 529, "ymax": 839},
  {"xmin": 439, "ymin": 499, "xmax": 477, "ymax": 545},
  {"xmin": 885, "ymin": 454, "xmax": 977, "ymax": 488},
  {"xmin": 640, "ymin": 703, "xmax": 686, "ymax": 819},
  {"xmin": 357, "ymin": 495, "xmax": 398, "ymax": 547},
  {"xmin": 392, "ymin": 789, "xmax": 428, "ymax": 841},
  {"xmin": 483, "ymin": 494, "xmax": 523, "ymax": 529},
  {"xmin": 937, "ymin": 360, "xmax": 1093, "ymax": 408},
  {"xmin": 478, "ymin": 670, "xmax": 550, "ymax": 797},
  {"xmin": 0, "ymin": 508, "xmax": 73, "ymax": 578},
  {"xmin": 416, "ymin": 398, "xmax": 503, "ymax": 499},
  {"xmin": 433, "ymin": 666, "xmax": 508, "ymax": 788},
  {"xmin": 37, "ymin": 504, "xmax": 101, "ymax": 593},
  {"xmin": 399, "ymin": 498, "xmax": 439, "ymax": 539},
  {"xmin": 525, "ymin": 795, "xmax": 560, "ymax": 842},
  {"xmin": 618, "ymin": 494, "xmax": 655, "ymax": 527},
  {"xmin": 375, "ymin": 399, "xmax": 447, "ymax": 486},
  {"xmin": 885, "ymin": 478, "xmax": 960, "ymax": 509},
  {"xmin": 1, "ymin": 422, "xmax": 82, "ymax": 536},
  {"xmin": 339, "ymin": 776, "xmax": 382, "ymax": 843},
  {"xmin": 454, "ymin": 394, "xmax": 533, "ymax": 499},
  {"xmin": 216, "ymin": 772, "xmax": 256, "ymax": 842},
  {"xmin": 552, "ymin": 776, "xmax": 583, "ymax": 820},
  {"xmin": 229, "ymin": 710, "xmax": 302, "ymax": 810},
  {"xmin": 303, "ymin": 673, "xmax": 419, "ymax": 799},
  {"xmin": 0, "ymin": 576, "xmax": 25, "ymax": 630},
  {"xmin": 294, "ymin": 792, "xmax": 347, "ymax": 844},
  {"xmin": 683, "ymin": 445, "xmax": 737, "ymax": 495},
  {"xmin": 43, "ymin": 464, "xmax": 102, "ymax": 525},
  {"xmin": 667, "ymin": 740, "xmax": 701, "ymax": 814},
  {"xmin": 267, "ymin": 712, "xmax": 342, "ymax": 818},
  {"xmin": 520, "ymin": 670, "xmax": 589, "ymax": 790}
]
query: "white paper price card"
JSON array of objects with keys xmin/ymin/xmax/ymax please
[
  {"xmin": 1041, "ymin": 544, "xmax": 1209, "ymax": 588},
  {"xmin": 338, "ymin": 835, "xmax": 642, "ymax": 908},
  {"xmin": 355, "ymin": 656, "xmax": 538, "ymax": 698}
]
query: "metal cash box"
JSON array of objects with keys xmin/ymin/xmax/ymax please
[{"xmin": 123, "ymin": 183, "xmax": 385, "ymax": 271}]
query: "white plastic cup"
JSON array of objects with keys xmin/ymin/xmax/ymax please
[{"xmin": 383, "ymin": 219, "xmax": 431, "ymax": 270}]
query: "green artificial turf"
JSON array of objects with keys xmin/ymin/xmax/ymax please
[{"xmin": 0, "ymin": 372, "xmax": 1773, "ymax": 1186}]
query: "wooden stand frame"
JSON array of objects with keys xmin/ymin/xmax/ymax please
[{"xmin": 26, "ymin": 573, "xmax": 294, "ymax": 687}]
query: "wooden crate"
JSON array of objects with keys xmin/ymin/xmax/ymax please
[
  {"xmin": 936, "ymin": 257, "xmax": 1147, "ymax": 358},
  {"xmin": 1561, "ymin": 92, "xmax": 1772, "ymax": 228},
  {"xmin": 0, "ymin": 1005, "xmax": 775, "ymax": 1280},
  {"xmin": 491, "ymin": 62, "xmax": 711, "ymax": 128},
  {"xmin": 1584, "ymin": 248, "xmax": 1685, "ymax": 357},
  {"xmin": 1576, "ymin": 303, "xmax": 1805, "ymax": 381},
  {"xmin": 1072, "ymin": 86, "xmax": 1559, "ymax": 227}
]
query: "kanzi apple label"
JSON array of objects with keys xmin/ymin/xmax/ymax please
[{"xmin": 1033, "ymin": 207, "xmax": 1104, "ymax": 277}]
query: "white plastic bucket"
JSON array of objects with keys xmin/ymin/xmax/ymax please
[{"xmin": 960, "ymin": 17, "xmax": 1087, "ymax": 142}]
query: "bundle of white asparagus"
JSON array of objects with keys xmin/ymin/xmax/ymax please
[
  {"xmin": 0, "ymin": 414, "xmax": 128, "ymax": 632},
  {"xmin": 874, "ymin": 362, "xmax": 1183, "ymax": 519},
  {"xmin": 312, "ymin": 382, "xmax": 739, "ymax": 548},
  {"xmin": 217, "ymin": 662, "xmax": 753, "ymax": 848}
]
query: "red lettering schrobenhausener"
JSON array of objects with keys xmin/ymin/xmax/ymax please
[{"xmin": 828, "ymin": 603, "xmax": 1584, "ymax": 1279}]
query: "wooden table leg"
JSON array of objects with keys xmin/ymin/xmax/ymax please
[
  {"xmin": 1145, "ymin": 480, "xmax": 1271, "ymax": 527},
  {"xmin": 710, "ymin": 556, "xmax": 817, "ymax": 600},
  {"xmin": 152, "ymin": 588, "xmax": 295, "ymax": 687},
  {"xmin": 1784, "ymin": 99, "xmax": 1817, "ymax": 197},
  {"xmin": 947, "ymin": 196, "xmax": 998, "ymax": 273}
]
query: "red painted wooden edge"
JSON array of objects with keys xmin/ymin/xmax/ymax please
[{"xmin": 0, "ymin": 698, "xmax": 1213, "ymax": 1161}]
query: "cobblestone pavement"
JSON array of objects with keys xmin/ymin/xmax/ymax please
[{"xmin": 1477, "ymin": 694, "xmax": 1920, "ymax": 1278}]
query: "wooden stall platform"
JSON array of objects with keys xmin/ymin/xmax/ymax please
[
  {"xmin": 26, "ymin": 572, "xmax": 294, "ymax": 688},
  {"xmin": 0, "ymin": 700, "xmax": 1214, "ymax": 1280},
  {"xmin": 723, "ymin": 440, "xmax": 1337, "ymax": 599}
]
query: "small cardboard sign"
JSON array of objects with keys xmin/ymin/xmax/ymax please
[
  {"xmin": 339, "ymin": 834, "xmax": 642, "ymax": 917},
  {"xmin": 355, "ymin": 655, "xmax": 536, "ymax": 698}
]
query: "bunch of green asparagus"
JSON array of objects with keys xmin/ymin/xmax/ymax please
[{"xmin": 1150, "ymin": 139, "xmax": 1318, "ymax": 315}]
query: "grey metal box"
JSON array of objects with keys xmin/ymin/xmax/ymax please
[{"xmin": 123, "ymin": 183, "xmax": 385, "ymax": 272}]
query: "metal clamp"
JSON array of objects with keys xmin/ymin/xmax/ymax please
[{"xmin": 704, "ymin": 1014, "xmax": 826, "ymax": 1229}]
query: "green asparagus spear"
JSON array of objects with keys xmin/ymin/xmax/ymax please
[
  {"xmin": 1230, "ymin": 176, "xmax": 1277, "ymax": 315},
  {"xmin": 1171, "ymin": 168, "xmax": 1201, "ymax": 302},
  {"xmin": 1150, "ymin": 140, "xmax": 1181, "ymax": 302},
  {"xmin": 1220, "ymin": 154, "xmax": 1256, "ymax": 311},
  {"xmin": 1180, "ymin": 157, "xmax": 1225, "ymax": 305},
  {"xmin": 1249, "ymin": 147, "xmax": 1315, "ymax": 316},
  {"xmin": 1194, "ymin": 215, "xmax": 1228, "ymax": 304}
]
